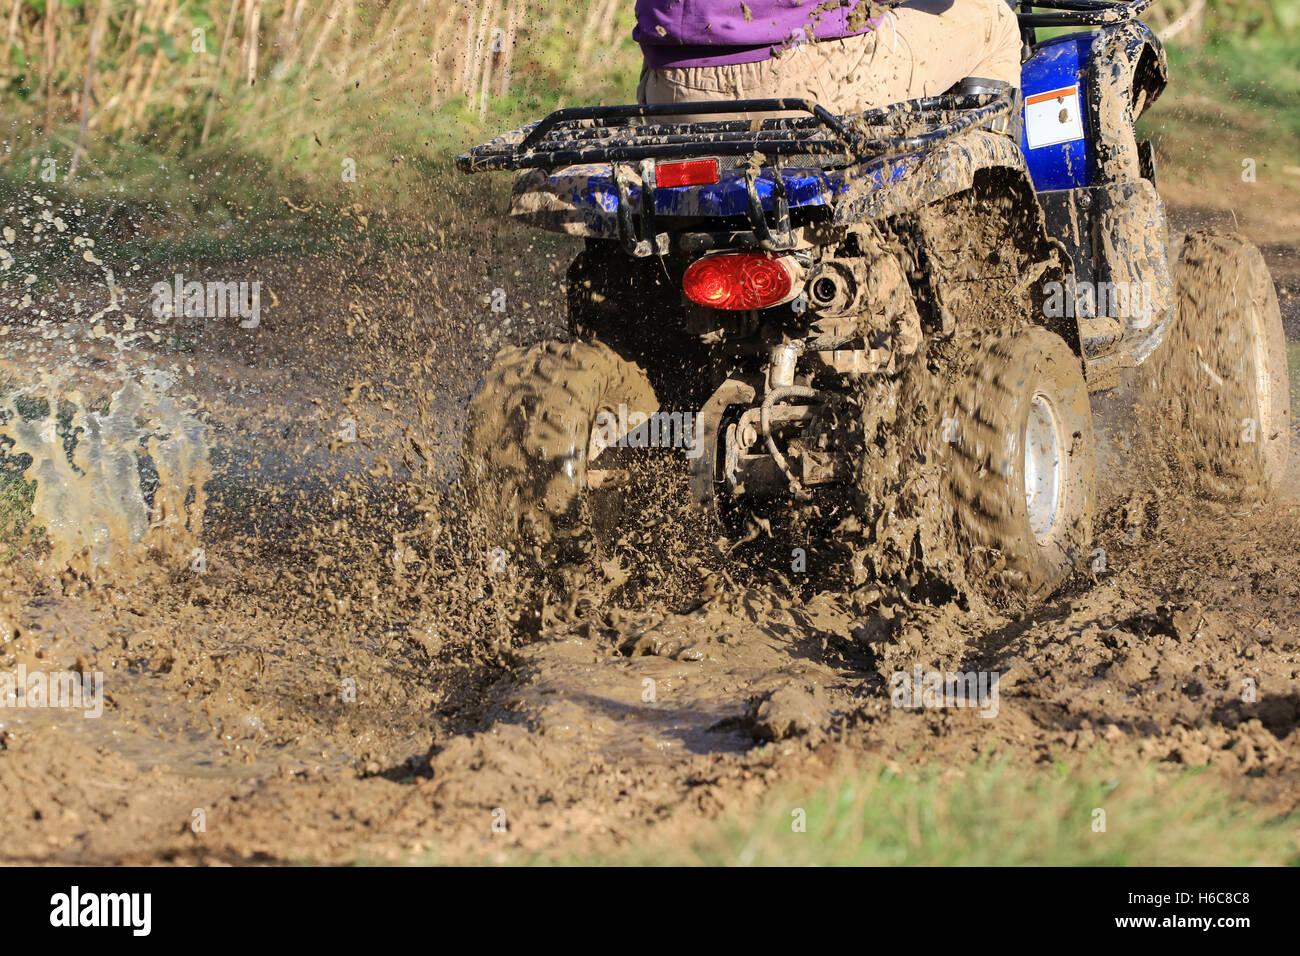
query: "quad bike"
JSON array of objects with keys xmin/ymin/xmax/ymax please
[{"xmin": 456, "ymin": 0, "xmax": 1290, "ymax": 604}]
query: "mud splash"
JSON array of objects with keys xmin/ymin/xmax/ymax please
[
  {"xmin": 1, "ymin": 373, "xmax": 208, "ymax": 576},
  {"xmin": 0, "ymin": 177, "xmax": 1297, "ymax": 863},
  {"xmin": 1, "ymin": 192, "xmax": 215, "ymax": 579}
]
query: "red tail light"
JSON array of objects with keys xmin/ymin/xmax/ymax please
[
  {"xmin": 682, "ymin": 253, "xmax": 801, "ymax": 311},
  {"xmin": 655, "ymin": 159, "xmax": 720, "ymax": 188}
]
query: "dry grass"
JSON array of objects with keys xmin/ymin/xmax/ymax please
[
  {"xmin": 1, "ymin": 1, "xmax": 639, "ymax": 182},
  {"xmin": 0, "ymin": 2, "xmax": 1293, "ymax": 242},
  {"xmin": 3, "ymin": 1, "xmax": 1294, "ymax": 155}
]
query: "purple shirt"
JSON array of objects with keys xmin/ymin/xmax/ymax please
[{"xmin": 634, "ymin": 0, "xmax": 883, "ymax": 68}]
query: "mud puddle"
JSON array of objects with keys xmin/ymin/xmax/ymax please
[{"xmin": 1, "ymin": 206, "xmax": 1299, "ymax": 863}]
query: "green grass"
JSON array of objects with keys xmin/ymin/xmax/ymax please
[
  {"xmin": 416, "ymin": 757, "xmax": 1299, "ymax": 866},
  {"xmin": 0, "ymin": 391, "xmax": 66, "ymax": 559},
  {"xmin": 1141, "ymin": 35, "xmax": 1300, "ymax": 188},
  {"xmin": 627, "ymin": 762, "xmax": 1296, "ymax": 866},
  {"xmin": 0, "ymin": 5, "xmax": 645, "ymax": 266},
  {"xmin": 0, "ymin": 461, "xmax": 36, "ymax": 561}
]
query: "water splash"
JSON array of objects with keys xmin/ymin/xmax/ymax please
[
  {"xmin": 1, "ymin": 189, "xmax": 212, "ymax": 577},
  {"xmin": 1, "ymin": 372, "xmax": 209, "ymax": 575}
]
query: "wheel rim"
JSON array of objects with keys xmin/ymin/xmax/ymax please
[
  {"xmin": 587, "ymin": 413, "xmax": 611, "ymax": 464},
  {"xmin": 1247, "ymin": 299, "xmax": 1275, "ymax": 441},
  {"xmin": 1024, "ymin": 391, "xmax": 1063, "ymax": 542},
  {"xmin": 585, "ymin": 405, "xmax": 630, "ymax": 492}
]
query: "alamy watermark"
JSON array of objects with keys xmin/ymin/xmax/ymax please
[
  {"xmin": 50, "ymin": 886, "xmax": 150, "ymax": 936},
  {"xmin": 0, "ymin": 664, "xmax": 104, "ymax": 718},
  {"xmin": 151, "ymin": 272, "xmax": 261, "ymax": 328},
  {"xmin": 593, "ymin": 404, "xmax": 705, "ymax": 460},
  {"xmin": 1043, "ymin": 279, "xmax": 1154, "ymax": 328},
  {"xmin": 890, "ymin": 665, "xmax": 1000, "ymax": 718}
]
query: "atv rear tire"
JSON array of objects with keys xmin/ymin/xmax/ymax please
[
  {"xmin": 1140, "ymin": 231, "xmax": 1290, "ymax": 499},
  {"xmin": 567, "ymin": 241, "xmax": 713, "ymax": 408},
  {"xmin": 945, "ymin": 327, "xmax": 1096, "ymax": 602},
  {"xmin": 463, "ymin": 340, "xmax": 658, "ymax": 565}
]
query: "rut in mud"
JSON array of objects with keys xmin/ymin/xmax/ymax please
[{"xmin": 0, "ymin": 193, "xmax": 1299, "ymax": 863}]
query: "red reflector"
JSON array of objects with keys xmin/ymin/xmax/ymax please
[
  {"xmin": 682, "ymin": 253, "xmax": 799, "ymax": 311},
  {"xmin": 655, "ymin": 159, "xmax": 720, "ymax": 188}
]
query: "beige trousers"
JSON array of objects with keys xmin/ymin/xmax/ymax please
[{"xmin": 637, "ymin": 0, "xmax": 1021, "ymax": 117}]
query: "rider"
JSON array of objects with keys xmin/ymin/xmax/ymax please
[
  {"xmin": 633, "ymin": 0, "xmax": 1023, "ymax": 115},
  {"xmin": 631, "ymin": 0, "xmax": 1173, "ymax": 369}
]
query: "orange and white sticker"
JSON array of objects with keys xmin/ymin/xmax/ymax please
[{"xmin": 1025, "ymin": 85, "xmax": 1085, "ymax": 149}]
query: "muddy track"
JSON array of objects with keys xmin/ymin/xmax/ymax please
[{"xmin": 0, "ymin": 212, "xmax": 1298, "ymax": 864}]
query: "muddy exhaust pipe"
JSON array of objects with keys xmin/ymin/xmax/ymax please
[{"xmin": 806, "ymin": 258, "xmax": 870, "ymax": 316}]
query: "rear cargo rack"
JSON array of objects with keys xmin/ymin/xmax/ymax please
[
  {"xmin": 456, "ymin": 88, "xmax": 1017, "ymax": 257},
  {"xmin": 455, "ymin": 91, "xmax": 1015, "ymax": 173}
]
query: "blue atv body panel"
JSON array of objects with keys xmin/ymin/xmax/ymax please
[
  {"xmin": 1019, "ymin": 33, "xmax": 1097, "ymax": 192},
  {"xmin": 552, "ymin": 154, "xmax": 922, "ymax": 221}
]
